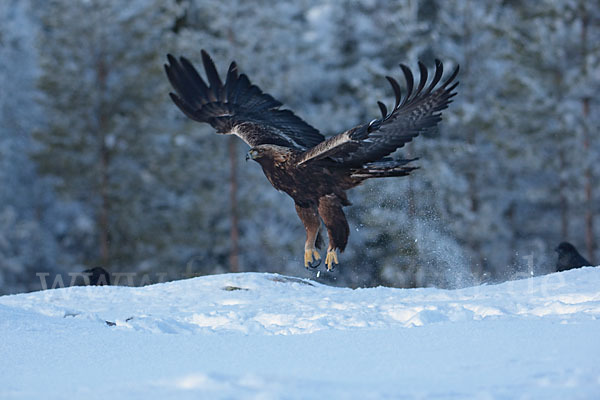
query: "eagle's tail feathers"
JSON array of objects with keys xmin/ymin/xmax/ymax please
[{"xmin": 351, "ymin": 158, "xmax": 419, "ymax": 179}]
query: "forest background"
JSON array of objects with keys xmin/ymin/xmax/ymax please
[{"xmin": 0, "ymin": 0, "xmax": 598, "ymax": 294}]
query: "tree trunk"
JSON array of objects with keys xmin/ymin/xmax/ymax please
[
  {"xmin": 460, "ymin": 2, "xmax": 484, "ymax": 277},
  {"xmin": 558, "ymin": 150, "xmax": 569, "ymax": 240},
  {"xmin": 580, "ymin": 8, "xmax": 595, "ymax": 263},
  {"xmin": 582, "ymin": 97, "xmax": 595, "ymax": 263},
  {"xmin": 228, "ymin": 136, "xmax": 240, "ymax": 273},
  {"xmin": 96, "ymin": 57, "xmax": 110, "ymax": 266},
  {"xmin": 405, "ymin": 144, "xmax": 416, "ymax": 218},
  {"xmin": 99, "ymin": 142, "xmax": 110, "ymax": 265}
]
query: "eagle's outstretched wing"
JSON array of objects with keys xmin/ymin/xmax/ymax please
[
  {"xmin": 165, "ymin": 50, "xmax": 325, "ymax": 150},
  {"xmin": 296, "ymin": 60, "xmax": 459, "ymax": 166}
]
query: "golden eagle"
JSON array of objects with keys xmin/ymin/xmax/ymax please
[{"xmin": 165, "ymin": 51, "xmax": 459, "ymax": 271}]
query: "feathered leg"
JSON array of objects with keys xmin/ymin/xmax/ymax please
[
  {"xmin": 295, "ymin": 203, "xmax": 322, "ymax": 268},
  {"xmin": 318, "ymin": 195, "xmax": 349, "ymax": 271}
]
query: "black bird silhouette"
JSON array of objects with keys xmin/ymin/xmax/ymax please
[
  {"xmin": 554, "ymin": 242, "xmax": 591, "ymax": 272},
  {"xmin": 83, "ymin": 267, "xmax": 111, "ymax": 286}
]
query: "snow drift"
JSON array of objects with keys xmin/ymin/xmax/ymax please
[{"xmin": 1, "ymin": 268, "xmax": 599, "ymax": 399}]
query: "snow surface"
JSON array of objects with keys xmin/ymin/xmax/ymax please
[{"xmin": 1, "ymin": 268, "xmax": 600, "ymax": 399}]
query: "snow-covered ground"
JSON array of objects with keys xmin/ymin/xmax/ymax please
[{"xmin": 1, "ymin": 268, "xmax": 599, "ymax": 399}]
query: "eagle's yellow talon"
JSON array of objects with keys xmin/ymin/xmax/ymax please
[
  {"xmin": 304, "ymin": 249, "xmax": 321, "ymax": 268},
  {"xmin": 325, "ymin": 249, "xmax": 339, "ymax": 271}
]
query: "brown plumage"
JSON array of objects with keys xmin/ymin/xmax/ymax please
[{"xmin": 165, "ymin": 50, "xmax": 459, "ymax": 271}]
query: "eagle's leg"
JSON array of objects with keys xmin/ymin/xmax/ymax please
[
  {"xmin": 325, "ymin": 248, "xmax": 339, "ymax": 271},
  {"xmin": 295, "ymin": 203, "xmax": 321, "ymax": 269},
  {"xmin": 305, "ymin": 246, "xmax": 322, "ymax": 269},
  {"xmin": 318, "ymin": 195, "xmax": 350, "ymax": 271}
]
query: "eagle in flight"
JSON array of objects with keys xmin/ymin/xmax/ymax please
[{"xmin": 165, "ymin": 50, "xmax": 459, "ymax": 271}]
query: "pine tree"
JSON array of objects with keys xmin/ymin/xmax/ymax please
[
  {"xmin": 0, "ymin": 0, "xmax": 64, "ymax": 294},
  {"xmin": 512, "ymin": 0, "xmax": 600, "ymax": 265},
  {"xmin": 425, "ymin": 0, "xmax": 533, "ymax": 280},
  {"xmin": 34, "ymin": 0, "xmax": 181, "ymax": 273}
]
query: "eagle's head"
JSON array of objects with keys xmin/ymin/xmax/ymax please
[{"xmin": 246, "ymin": 144, "xmax": 291, "ymax": 164}]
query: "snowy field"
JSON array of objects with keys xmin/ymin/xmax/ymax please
[{"xmin": 1, "ymin": 268, "xmax": 600, "ymax": 399}]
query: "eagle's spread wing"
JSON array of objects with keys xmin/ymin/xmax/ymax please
[
  {"xmin": 165, "ymin": 50, "xmax": 325, "ymax": 150},
  {"xmin": 296, "ymin": 60, "xmax": 459, "ymax": 166}
]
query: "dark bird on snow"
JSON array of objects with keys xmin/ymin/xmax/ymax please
[
  {"xmin": 165, "ymin": 50, "xmax": 459, "ymax": 271},
  {"xmin": 83, "ymin": 267, "xmax": 111, "ymax": 286},
  {"xmin": 555, "ymin": 242, "xmax": 591, "ymax": 272}
]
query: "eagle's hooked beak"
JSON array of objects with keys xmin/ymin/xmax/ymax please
[{"xmin": 246, "ymin": 149, "xmax": 258, "ymax": 162}]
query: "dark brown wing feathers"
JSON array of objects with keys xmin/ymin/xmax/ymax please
[
  {"xmin": 165, "ymin": 50, "xmax": 324, "ymax": 149},
  {"xmin": 297, "ymin": 60, "xmax": 459, "ymax": 167}
]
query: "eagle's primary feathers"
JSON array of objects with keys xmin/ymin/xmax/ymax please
[{"xmin": 165, "ymin": 50, "xmax": 459, "ymax": 271}]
